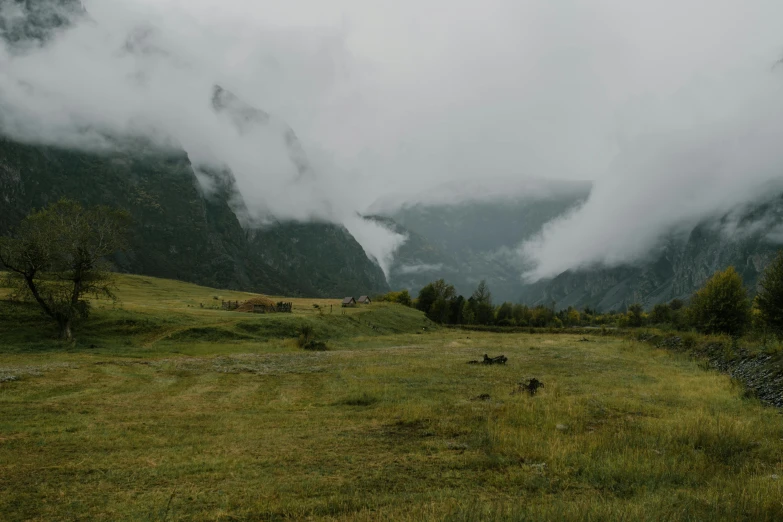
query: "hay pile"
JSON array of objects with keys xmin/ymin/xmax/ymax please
[{"xmin": 235, "ymin": 296, "xmax": 277, "ymax": 313}]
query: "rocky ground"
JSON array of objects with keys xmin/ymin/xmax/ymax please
[{"xmin": 640, "ymin": 332, "xmax": 783, "ymax": 408}]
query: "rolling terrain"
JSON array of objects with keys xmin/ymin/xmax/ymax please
[{"xmin": 1, "ymin": 275, "xmax": 782, "ymax": 520}]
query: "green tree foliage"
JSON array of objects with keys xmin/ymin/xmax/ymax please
[
  {"xmin": 397, "ymin": 289, "xmax": 412, "ymax": 307},
  {"xmin": 668, "ymin": 299, "xmax": 685, "ymax": 311},
  {"xmin": 650, "ymin": 303, "xmax": 672, "ymax": 325},
  {"xmin": 471, "ymin": 279, "xmax": 492, "ymax": 304},
  {"xmin": 627, "ymin": 303, "xmax": 645, "ymax": 327},
  {"xmin": 416, "ymin": 283, "xmax": 437, "ymax": 314},
  {"xmin": 0, "ymin": 199, "xmax": 130, "ymax": 340},
  {"xmin": 470, "ymin": 280, "xmax": 494, "ymax": 325},
  {"xmin": 450, "ymin": 295, "xmax": 465, "ymax": 325},
  {"xmin": 416, "ymin": 279, "xmax": 456, "ymax": 323},
  {"xmin": 512, "ymin": 304, "xmax": 529, "ymax": 326},
  {"xmin": 412, "ymin": 279, "xmax": 705, "ymax": 330},
  {"xmin": 379, "ymin": 289, "xmax": 412, "ymax": 306},
  {"xmin": 461, "ymin": 299, "xmax": 476, "ymax": 325},
  {"xmin": 529, "ymin": 305, "xmax": 554, "ymax": 327},
  {"xmin": 495, "ymin": 302, "xmax": 514, "ymax": 326},
  {"xmin": 689, "ymin": 266, "xmax": 751, "ymax": 336},
  {"xmin": 756, "ymin": 251, "xmax": 783, "ymax": 335},
  {"xmin": 668, "ymin": 299, "xmax": 688, "ymax": 330}
]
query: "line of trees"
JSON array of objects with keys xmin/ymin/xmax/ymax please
[
  {"xmin": 404, "ymin": 255, "xmax": 783, "ymax": 338},
  {"xmin": 411, "ymin": 278, "xmax": 566, "ymax": 328}
]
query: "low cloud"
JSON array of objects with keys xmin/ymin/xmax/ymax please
[
  {"xmin": 520, "ymin": 72, "xmax": 783, "ymax": 280},
  {"xmin": 342, "ymin": 215, "xmax": 407, "ymax": 278},
  {"xmin": 3, "ymin": 0, "xmax": 783, "ymax": 279},
  {"xmin": 395, "ymin": 263, "xmax": 445, "ymax": 275}
]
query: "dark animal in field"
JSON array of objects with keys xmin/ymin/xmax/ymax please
[
  {"xmin": 482, "ymin": 354, "xmax": 508, "ymax": 365},
  {"xmin": 513, "ymin": 378, "xmax": 544, "ymax": 396}
]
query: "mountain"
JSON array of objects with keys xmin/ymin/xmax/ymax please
[
  {"xmin": 0, "ymin": 136, "xmax": 389, "ymax": 297},
  {"xmin": 375, "ymin": 182, "xmax": 783, "ymax": 311},
  {"xmin": 521, "ymin": 198, "xmax": 783, "ymax": 311},
  {"xmin": 0, "ymin": 2, "xmax": 389, "ymax": 298},
  {"xmin": 371, "ymin": 182, "xmax": 591, "ymax": 302}
]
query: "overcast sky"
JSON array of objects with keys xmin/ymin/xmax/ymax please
[{"xmin": 2, "ymin": 0, "xmax": 783, "ymax": 279}]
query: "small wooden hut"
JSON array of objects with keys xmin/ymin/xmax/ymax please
[
  {"xmin": 357, "ymin": 295, "xmax": 372, "ymax": 304},
  {"xmin": 341, "ymin": 297, "xmax": 357, "ymax": 308}
]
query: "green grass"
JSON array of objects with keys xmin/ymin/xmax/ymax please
[
  {"xmin": 1, "ymin": 275, "xmax": 782, "ymax": 520},
  {"xmin": 0, "ymin": 273, "xmax": 432, "ymax": 357}
]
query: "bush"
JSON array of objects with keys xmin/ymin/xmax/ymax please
[
  {"xmin": 681, "ymin": 332, "xmax": 699, "ymax": 350},
  {"xmin": 669, "ymin": 298, "xmax": 685, "ymax": 311},
  {"xmin": 689, "ymin": 267, "xmax": 751, "ymax": 337},
  {"xmin": 756, "ymin": 250, "xmax": 783, "ymax": 336},
  {"xmin": 378, "ymin": 290, "xmax": 412, "ymax": 307},
  {"xmin": 650, "ymin": 303, "xmax": 672, "ymax": 325},
  {"xmin": 302, "ymin": 340, "xmax": 328, "ymax": 351},
  {"xmin": 627, "ymin": 303, "xmax": 645, "ymax": 327},
  {"xmin": 297, "ymin": 324, "xmax": 315, "ymax": 348}
]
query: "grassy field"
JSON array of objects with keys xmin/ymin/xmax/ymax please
[
  {"xmin": 1, "ymin": 276, "xmax": 783, "ymax": 520},
  {"xmin": 0, "ymin": 274, "xmax": 432, "ymax": 358}
]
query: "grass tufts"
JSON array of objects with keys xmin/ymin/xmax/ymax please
[{"xmin": 338, "ymin": 392, "xmax": 380, "ymax": 407}]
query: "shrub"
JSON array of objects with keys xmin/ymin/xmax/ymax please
[
  {"xmin": 378, "ymin": 290, "xmax": 412, "ymax": 307},
  {"xmin": 297, "ymin": 324, "xmax": 315, "ymax": 347},
  {"xmin": 681, "ymin": 332, "xmax": 699, "ymax": 350},
  {"xmin": 627, "ymin": 303, "xmax": 645, "ymax": 327},
  {"xmin": 650, "ymin": 303, "xmax": 672, "ymax": 325},
  {"xmin": 669, "ymin": 298, "xmax": 685, "ymax": 311},
  {"xmin": 302, "ymin": 340, "xmax": 328, "ymax": 351},
  {"xmin": 689, "ymin": 267, "xmax": 751, "ymax": 337},
  {"xmin": 755, "ymin": 250, "xmax": 783, "ymax": 336}
]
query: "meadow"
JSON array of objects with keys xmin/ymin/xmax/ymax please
[{"xmin": 1, "ymin": 275, "xmax": 782, "ymax": 520}]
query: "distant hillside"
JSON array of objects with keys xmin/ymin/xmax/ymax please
[
  {"xmin": 374, "ymin": 183, "xmax": 783, "ymax": 311},
  {"xmin": 371, "ymin": 185, "xmax": 591, "ymax": 302},
  {"xmin": 520, "ymin": 196, "xmax": 783, "ymax": 311},
  {"xmin": 0, "ymin": 2, "xmax": 389, "ymax": 298},
  {"xmin": 0, "ymin": 137, "xmax": 389, "ymax": 297}
]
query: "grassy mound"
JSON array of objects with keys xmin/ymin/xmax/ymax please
[
  {"xmin": 0, "ymin": 273, "xmax": 432, "ymax": 355},
  {"xmin": 234, "ymin": 296, "xmax": 277, "ymax": 313}
]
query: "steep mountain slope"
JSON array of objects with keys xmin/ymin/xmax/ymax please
[
  {"xmin": 0, "ymin": 2, "xmax": 389, "ymax": 298},
  {"xmin": 0, "ymin": 137, "xmax": 389, "ymax": 297}
]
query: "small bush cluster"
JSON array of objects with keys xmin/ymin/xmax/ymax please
[
  {"xmin": 297, "ymin": 324, "xmax": 328, "ymax": 351},
  {"xmin": 376, "ymin": 289, "xmax": 412, "ymax": 307}
]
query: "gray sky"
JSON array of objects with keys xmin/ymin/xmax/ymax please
[{"xmin": 2, "ymin": 0, "xmax": 783, "ymax": 279}]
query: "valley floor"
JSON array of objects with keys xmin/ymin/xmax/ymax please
[{"xmin": 1, "ymin": 276, "xmax": 782, "ymax": 520}]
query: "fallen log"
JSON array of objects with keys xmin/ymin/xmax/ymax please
[{"xmin": 482, "ymin": 354, "xmax": 508, "ymax": 365}]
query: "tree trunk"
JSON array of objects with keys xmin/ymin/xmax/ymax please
[{"xmin": 58, "ymin": 319, "xmax": 72, "ymax": 341}]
